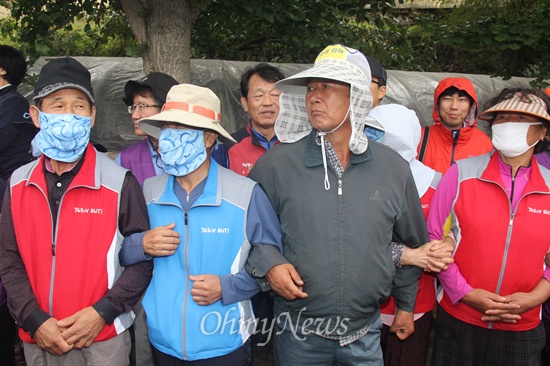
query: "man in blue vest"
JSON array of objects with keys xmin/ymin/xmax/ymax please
[{"xmin": 122, "ymin": 84, "xmax": 283, "ymax": 365}]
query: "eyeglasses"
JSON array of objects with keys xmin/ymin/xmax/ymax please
[{"xmin": 128, "ymin": 104, "xmax": 161, "ymax": 114}]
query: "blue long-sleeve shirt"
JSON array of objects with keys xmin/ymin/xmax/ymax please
[{"xmin": 119, "ymin": 170, "xmax": 283, "ymax": 305}]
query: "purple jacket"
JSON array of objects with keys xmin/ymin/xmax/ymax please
[{"xmin": 119, "ymin": 139, "xmax": 157, "ymax": 184}]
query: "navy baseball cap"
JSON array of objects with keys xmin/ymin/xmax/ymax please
[
  {"xmin": 123, "ymin": 72, "xmax": 179, "ymax": 106},
  {"xmin": 366, "ymin": 55, "xmax": 387, "ymax": 86},
  {"xmin": 33, "ymin": 57, "xmax": 94, "ymax": 103}
]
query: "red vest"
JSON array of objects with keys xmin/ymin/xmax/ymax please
[
  {"xmin": 10, "ymin": 145, "xmax": 129, "ymax": 342},
  {"xmin": 228, "ymin": 124, "xmax": 278, "ymax": 176},
  {"xmin": 440, "ymin": 153, "xmax": 550, "ymax": 331}
]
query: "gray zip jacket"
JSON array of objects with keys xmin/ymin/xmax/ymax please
[{"xmin": 247, "ymin": 131, "xmax": 429, "ymax": 337}]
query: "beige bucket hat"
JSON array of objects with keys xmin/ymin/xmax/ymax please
[{"xmin": 138, "ymin": 84, "xmax": 236, "ymax": 144}]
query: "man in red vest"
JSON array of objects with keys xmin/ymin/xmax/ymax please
[
  {"xmin": 0, "ymin": 57, "xmax": 153, "ymax": 365},
  {"xmin": 227, "ymin": 63, "xmax": 285, "ymax": 176}
]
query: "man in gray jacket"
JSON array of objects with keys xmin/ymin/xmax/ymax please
[{"xmin": 247, "ymin": 44, "xmax": 431, "ymax": 365}]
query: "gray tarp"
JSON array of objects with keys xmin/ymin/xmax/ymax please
[{"xmin": 24, "ymin": 56, "xmax": 533, "ymax": 152}]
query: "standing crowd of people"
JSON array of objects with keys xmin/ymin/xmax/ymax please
[{"xmin": 0, "ymin": 42, "xmax": 550, "ymax": 366}]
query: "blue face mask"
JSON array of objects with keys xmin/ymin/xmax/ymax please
[
  {"xmin": 34, "ymin": 111, "xmax": 92, "ymax": 162},
  {"xmin": 364, "ymin": 126, "xmax": 384, "ymax": 141},
  {"xmin": 158, "ymin": 128, "xmax": 207, "ymax": 176}
]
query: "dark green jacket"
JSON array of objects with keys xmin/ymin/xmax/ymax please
[{"xmin": 247, "ymin": 130, "xmax": 428, "ymax": 337}]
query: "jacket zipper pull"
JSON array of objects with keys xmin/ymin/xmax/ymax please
[
  {"xmin": 338, "ymin": 178, "xmax": 343, "ymax": 196},
  {"xmin": 52, "ymin": 244, "xmax": 56, "ymax": 256},
  {"xmin": 185, "ymin": 212, "xmax": 188, "ymax": 226}
]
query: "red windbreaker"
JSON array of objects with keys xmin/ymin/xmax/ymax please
[{"xmin": 419, "ymin": 77, "xmax": 493, "ymax": 174}]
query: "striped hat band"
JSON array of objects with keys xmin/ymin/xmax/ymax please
[{"xmin": 478, "ymin": 92, "xmax": 550, "ymax": 122}]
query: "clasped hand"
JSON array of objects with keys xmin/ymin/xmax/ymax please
[
  {"xmin": 34, "ymin": 306, "xmax": 106, "ymax": 355},
  {"xmin": 462, "ymin": 288, "xmax": 527, "ymax": 323},
  {"xmin": 400, "ymin": 239, "xmax": 454, "ymax": 273}
]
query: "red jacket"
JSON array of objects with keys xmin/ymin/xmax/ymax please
[
  {"xmin": 419, "ymin": 77, "xmax": 493, "ymax": 174},
  {"xmin": 440, "ymin": 152, "xmax": 550, "ymax": 331},
  {"xmin": 228, "ymin": 123, "xmax": 278, "ymax": 176},
  {"xmin": 10, "ymin": 145, "xmax": 130, "ymax": 342}
]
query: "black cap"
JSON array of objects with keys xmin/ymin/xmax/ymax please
[
  {"xmin": 123, "ymin": 72, "xmax": 179, "ymax": 106},
  {"xmin": 33, "ymin": 57, "xmax": 94, "ymax": 103},
  {"xmin": 366, "ymin": 56, "xmax": 387, "ymax": 86}
]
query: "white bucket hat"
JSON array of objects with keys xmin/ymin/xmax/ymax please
[
  {"xmin": 138, "ymin": 84, "xmax": 236, "ymax": 144},
  {"xmin": 372, "ymin": 104, "xmax": 436, "ymax": 198},
  {"xmin": 274, "ymin": 44, "xmax": 374, "ymax": 155}
]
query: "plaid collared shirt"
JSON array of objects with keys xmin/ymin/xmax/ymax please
[
  {"xmin": 312, "ymin": 131, "xmax": 371, "ymax": 346},
  {"xmin": 309, "ymin": 323, "xmax": 372, "ymax": 347},
  {"xmin": 315, "ymin": 133, "xmax": 345, "ymax": 178}
]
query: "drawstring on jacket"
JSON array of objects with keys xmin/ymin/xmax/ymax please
[{"xmin": 318, "ymin": 107, "xmax": 350, "ymax": 191}]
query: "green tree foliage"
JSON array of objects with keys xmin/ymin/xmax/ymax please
[
  {"xmin": 350, "ymin": 11, "xmax": 442, "ymax": 73},
  {"xmin": 0, "ymin": 0, "xmax": 548, "ymax": 84},
  {"xmin": 191, "ymin": 0, "xmax": 398, "ymax": 63},
  {"xmin": 2, "ymin": 0, "xmax": 403, "ymax": 64},
  {"xmin": 0, "ymin": 0, "xmax": 138, "ymax": 62},
  {"xmin": 420, "ymin": 0, "xmax": 550, "ymax": 84}
]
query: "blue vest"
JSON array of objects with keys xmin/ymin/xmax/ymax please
[{"xmin": 142, "ymin": 161, "xmax": 256, "ymax": 361}]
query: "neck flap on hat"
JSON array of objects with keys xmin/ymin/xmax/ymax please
[
  {"xmin": 274, "ymin": 45, "xmax": 374, "ymax": 156},
  {"xmin": 273, "ymin": 44, "xmax": 374, "ymax": 193},
  {"xmin": 276, "ymin": 82, "xmax": 372, "ymax": 155}
]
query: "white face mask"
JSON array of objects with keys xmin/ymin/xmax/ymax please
[{"xmin": 491, "ymin": 122, "xmax": 542, "ymax": 158}]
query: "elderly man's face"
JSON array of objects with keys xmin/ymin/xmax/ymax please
[
  {"xmin": 31, "ymin": 88, "xmax": 96, "ymax": 129},
  {"xmin": 160, "ymin": 123, "xmax": 218, "ymax": 149},
  {"xmin": 241, "ymin": 74, "xmax": 281, "ymax": 130},
  {"xmin": 305, "ymin": 78, "xmax": 351, "ymax": 133}
]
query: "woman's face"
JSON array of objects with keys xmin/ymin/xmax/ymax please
[{"xmin": 493, "ymin": 112, "xmax": 547, "ymax": 146}]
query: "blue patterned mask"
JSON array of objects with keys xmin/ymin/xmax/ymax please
[
  {"xmin": 364, "ymin": 126, "xmax": 384, "ymax": 141},
  {"xmin": 34, "ymin": 111, "xmax": 92, "ymax": 162},
  {"xmin": 158, "ymin": 128, "xmax": 207, "ymax": 176}
]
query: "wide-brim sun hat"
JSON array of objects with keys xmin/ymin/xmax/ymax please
[
  {"xmin": 478, "ymin": 92, "xmax": 550, "ymax": 123},
  {"xmin": 274, "ymin": 44, "xmax": 374, "ymax": 155},
  {"xmin": 138, "ymin": 84, "xmax": 236, "ymax": 144},
  {"xmin": 275, "ymin": 44, "xmax": 372, "ymax": 94}
]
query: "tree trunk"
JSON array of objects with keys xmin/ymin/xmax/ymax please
[{"xmin": 120, "ymin": 0, "xmax": 203, "ymax": 82}]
